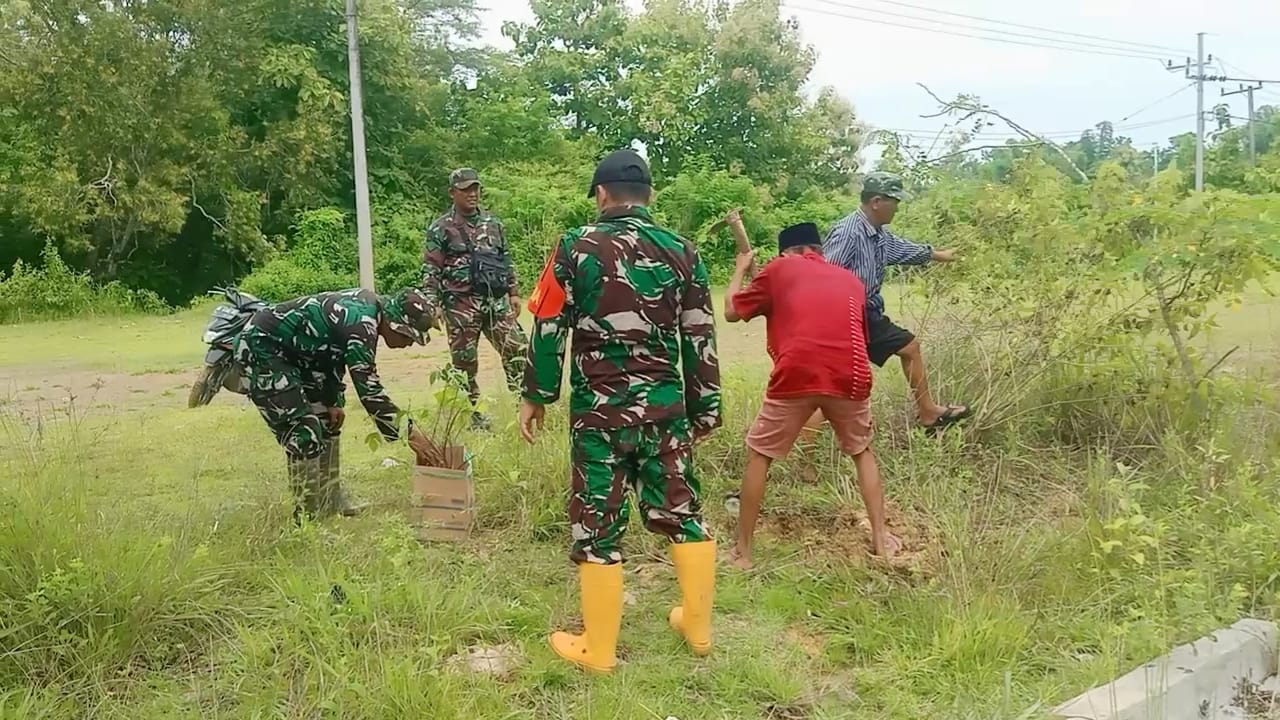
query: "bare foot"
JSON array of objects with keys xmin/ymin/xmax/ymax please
[
  {"xmin": 728, "ymin": 544, "xmax": 755, "ymax": 570},
  {"xmin": 872, "ymin": 532, "xmax": 902, "ymax": 560}
]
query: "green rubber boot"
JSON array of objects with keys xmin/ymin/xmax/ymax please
[
  {"xmin": 287, "ymin": 452, "xmax": 325, "ymax": 524},
  {"xmin": 317, "ymin": 437, "xmax": 365, "ymax": 517}
]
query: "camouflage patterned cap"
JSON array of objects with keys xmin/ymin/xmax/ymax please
[
  {"xmin": 862, "ymin": 171, "xmax": 911, "ymax": 201},
  {"xmin": 381, "ymin": 288, "xmax": 435, "ymax": 345},
  {"xmin": 449, "ymin": 167, "xmax": 481, "ymax": 190}
]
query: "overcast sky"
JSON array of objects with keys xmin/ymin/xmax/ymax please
[{"xmin": 471, "ymin": 0, "xmax": 1280, "ymax": 165}]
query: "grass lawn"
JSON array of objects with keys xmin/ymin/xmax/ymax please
[{"xmin": 2, "ymin": 282, "xmax": 1280, "ymax": 719}]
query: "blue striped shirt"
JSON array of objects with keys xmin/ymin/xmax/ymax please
[{"xmin": 821, "ymin": 210, "xmax": 933, "ymax": 318}]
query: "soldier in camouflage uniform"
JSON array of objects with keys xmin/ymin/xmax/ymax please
[
  {"xmin": 519, "ymin": 149, "xmax": 722, "ymax": 673},
  {"xmin": 236, "ymin": 287, "xmax": 436, "ymax": 522},
  {"xmin": 422, "ymin": 168, "xmax": 527, "ymax": 429}
]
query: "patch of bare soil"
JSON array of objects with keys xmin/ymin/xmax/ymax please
[
  {"xmin": 784, "ymin": 625, "xmax": 825, "ymax": 660},
  {"xmin": 2, "ymin": 305, "xmax": 773, "ymax": 418},
  {"xmin": 0, "ymin": 337, "xmax": 499, "ymax": 416},
  {"xmin": 0, "ymin": 367, "xmax": 197, "ymax": 415},
  {"xmin": 446, "ymin": 642, "xmax": 521, "ymax": 680},
  {"xmin": 761, "ymin": 501, "xmax": 939, "ymax": 576}
]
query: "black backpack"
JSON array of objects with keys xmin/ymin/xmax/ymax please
[{"xmin": 459, "ymin": 218, "xmax": 513, "ymax": 298}]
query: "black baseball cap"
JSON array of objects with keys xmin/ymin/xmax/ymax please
[{"xmin": 588, "ymin": 149, "xmax": 652, "ymax": 198}]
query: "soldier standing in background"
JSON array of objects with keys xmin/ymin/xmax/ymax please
[
  {"xmin": 519, "ymin": 149, "xmax": 722, "ymax": 673},
  {"xmin": 422, "ymin": 168, "xmax": 527, "ymax": 430},
  {"xmin": 236, "ymin": 288, "xmax": 436, "ymax": 522}
]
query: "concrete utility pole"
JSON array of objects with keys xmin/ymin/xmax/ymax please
[
  {"xmin": 1222, "ymin": 82, "xmax": 1263, "ymax": 166},
  {"xmin": 1164, "ymin": 34, "xmax": 1209, "ymax": 190},
  {"xmin": 1195, "ymin": 33, "xmax": 1205, "ymax": 191},
  {"xmin": 345, "ymin": 0, "xmax": 376, "ymax": 291},
  {"xmin": 1165, "ymin": 35, "xmax": 1275, "ymax": 189}
]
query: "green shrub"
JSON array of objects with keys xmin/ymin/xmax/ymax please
[
  {"xmin": 0, "ymin": 241, "xmax": 168, "ymax": 323},
  {"xmin": 372, "ymin": 200, "xmax": 432, "ymax": 293},
  {"xmin": 480, "ymin": 159, "xmax": 596, "ymax": 292},
  {"xmin": 237, "ymin": 259, "xmax": 357, "ymax": 303},
  {"xmin": 238, "ymin": 208, "xmax": 359, "ymax": 301}
]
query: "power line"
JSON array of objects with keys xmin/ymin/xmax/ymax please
[
  {"xmin": 1219, "ymin": 59, "xmax": 1277, "ymax": 83},
  {"xmin": 1116, "ymin": 83, "xmax": 1195, "ymax": 123},
  {"xmin": 845, "ymin": 0, "xmax": 1190, "ymax": 54},
  {"xmin": 800, "ymin": 0, "xmax": 1171, "ymax": 59},
  {"xmin": 1190, "ymin": 58, "xmax": 1280, "ymax": 85},
  {"xmin": 873, "ymin": 114, "xmax": 1197, "ymax": 143},
  {"xmin": 781, "ymin": 2, "xmax": 1173, "ymax": 62}
]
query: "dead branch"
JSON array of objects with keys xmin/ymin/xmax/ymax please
[
  {"xmin": 88, "ymin": 157, "xmax": 115, "ymax": 198},
  {"xmin": 1201, "ymin": 346, "xmax": 1239, "ymax": 380},
  {"xmin": 189, "ymin": 177, "xmax": 228, "ymax": 233},
  {"xmin": 916, "ymin": 83, "xmax": 1089, "ymax": 182},
  {"xmin": 923, "ymin": 143, "xmax": 1045, "ymax": 165}
]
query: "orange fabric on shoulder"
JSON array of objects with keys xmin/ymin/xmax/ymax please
[{"xmin": 527, "ymin": 249, "xmax": 566, "ymax": 319}]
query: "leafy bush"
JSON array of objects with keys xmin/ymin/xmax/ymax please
[
  {"xmin": 238, "ymin": 208, "xmax": 359, "ymax": 301},
  {"xmin": 237, "ymin": 259, "xmax": 356, "ymax": 303},
  {"xmin": 480, "ymin": 158, "xmax": 597, "ymax": 292},
  {"xmin": 371, "ymin": 200, "xmax": 432, "ymax": 294},
  {"xmin": 239, "ymin": 203, "xmax": 432, "ymax": 300},
  {"xmin": 0, "ymin": 241, "xmax": 167, "ymax": 323}
]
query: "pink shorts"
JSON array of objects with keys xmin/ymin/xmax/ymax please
[{"xmin": 745, "ymin": 394, "xmax": 874, "ymax": 460}]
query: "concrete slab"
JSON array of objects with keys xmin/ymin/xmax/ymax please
[{"xmin": 1053, "ymin": 618, "xmax": 1279, "ymax": 720}]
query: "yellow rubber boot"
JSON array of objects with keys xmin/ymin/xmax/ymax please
[
  {"xmin": 550, "ymin": 562, "xmax": 623, "ymax": 673},
  {"xmin": 667, "ymin": 539, "xmax": 717, "ymax": 656}
]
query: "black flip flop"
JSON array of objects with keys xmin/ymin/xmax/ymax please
[{"xmin": 922, "ymin": 404, "xmax": 972, "ymax": 434}]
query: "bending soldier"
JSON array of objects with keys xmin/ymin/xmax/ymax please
[
  {"xmin": 520, "ymin": 149, "xmax": 722, "ymax": 673},
  {"xmin": 422, "ymin": 168, "xmax": 528, "ymax": 430},
  {"xmin": 236, "ymin": 287, "xmax": 436, "ymax": 521}
]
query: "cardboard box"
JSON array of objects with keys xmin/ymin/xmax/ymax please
[{"xmin": 410, "ymin": 447, "xmax": 474, "ymax": 541}]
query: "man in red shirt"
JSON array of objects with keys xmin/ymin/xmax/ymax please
[{"xmin": 724, "ymin": 217, "xmax": 897, "ymax": 569}]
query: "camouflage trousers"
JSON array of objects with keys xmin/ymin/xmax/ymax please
[
  {"xmin": 443, "ymin": 292, "xmax": 527, "ymax": 405},
  {"xmin": 238, "ymin": 332, "xmax": 336, "ymax": 460},
  {"xmin": 568, "ymin": 417, "xmax": 710, "ymax": 565}
]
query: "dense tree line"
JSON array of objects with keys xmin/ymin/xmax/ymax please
[{"xmin": 1, "ymin": 0, "xmax": 1277, "ymax": 308}]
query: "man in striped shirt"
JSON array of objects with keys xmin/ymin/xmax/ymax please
[{"xmin": 823, "ymin": 172, "xmax": 970, "ymax": 431}]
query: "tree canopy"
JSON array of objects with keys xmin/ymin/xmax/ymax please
[{"xmin": 1, "ymin": 0, "xmax": 1277, "ymax": 306}]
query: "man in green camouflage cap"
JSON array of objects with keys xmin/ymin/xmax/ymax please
[
  {"xmin": 822, "ymin": 171, "xmax": 970, "ymax": 432},
  {"xmin": 519, "ymin": 148, "xmax": 722, "ymax": 674},
  {"xmin": 236, "ymin": 287, "xmax": 436, "ymax": 522},
  {"xmin": 422, "ymin": 168, "xmax": 527, "ymax": 430}
]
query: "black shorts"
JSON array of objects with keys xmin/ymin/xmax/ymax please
[{"xmin": 865, "ymin": 314, "xmax": 915, "ymax": 367}]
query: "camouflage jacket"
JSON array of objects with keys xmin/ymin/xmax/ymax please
[
  {"xmin": 521, "ymin": 205, "xmax": 722, "ymax": 433},
  {"xmin": 422, "ymin": 208, "xmax": 518, "ymax": 308},
  {"xmin": 240, "ymin": 289, "xmax": 404, "ymax": 441}
]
